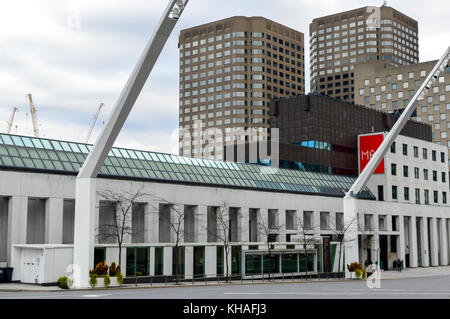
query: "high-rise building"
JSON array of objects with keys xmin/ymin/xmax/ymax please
[
  {"xmin": 354, "ymin": 60, "xmax": 450, "ymax": 171},
  {"xmin": 309, "ymin": 5, "xmax": 419, "ymax": 102},
  {"xmin": 178, "ymin": 16, "xmax": 305, "ymax": 160}
]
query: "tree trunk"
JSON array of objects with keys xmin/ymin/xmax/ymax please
[
  {"xmin": 118, "ymin": 244, "xmax": 122, "ymax": 268},
  {"xmin": 175, "ymin": 245, "xmax": 179, "ymax": 284}
]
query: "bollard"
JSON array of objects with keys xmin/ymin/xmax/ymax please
[{"xmin": 151, "ymin": 276, "xmax": 153, "ymax": 287}]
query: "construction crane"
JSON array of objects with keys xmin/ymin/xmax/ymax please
[
  {"xmin": 85, "ymin": 103, "xmax": 104, "ymax": 143},
  {"xmin": 6, "ymin": 107, "xmax": 18, "ymax": 134},
  {"xmin": 26, "ymin": 94, "xmax": 40, "ymax": 137},
  {"xmin": 343, "ymin": 46, "xmax": 450, "ymax": 277}
]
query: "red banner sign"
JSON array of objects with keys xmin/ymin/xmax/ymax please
[{"xmin": 359, "ymin": 134, "xmax": 385, "ymax": 174}]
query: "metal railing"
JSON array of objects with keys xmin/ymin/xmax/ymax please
[{"xmin": 124, "ymin": 272, "xmax": 345, "ymax": 286}]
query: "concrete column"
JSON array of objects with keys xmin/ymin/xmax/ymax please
[
  {"xmin": 149, "ymin": 247, "xmax": 155, "ymax": 276},
  {"xmin": 420, "ymin": 217, "xmax": 430, "ymax": 267},
  {"xmin": 163, "ymin": 246, "xmax": 172, "ymax": 276},
  {"xmin": 370, "ymin": 235, "xmax": 380, "ymax": 267},
  {"xmin": 8, "ymin": 196, "xmax": 27, "ymax": 266},
  {"xmin": 239, "ymin": 207, "xmax": 249, "ymax": 244},
  {"xmin": 313, "ymin": 211, "xmax": 320, "ymax": 233},
  {"xmin": 397, "ymin": 217, "xmax": 405, "ymax": 266},
  {"xmin": 185, "ymin": 246, "xmax": 193, "ymax": 279},
  {"xmin": 205, "ymin": 245, "xmax": 216, "ymax": 276},
  {"xmin": 409, "ymin": 216, "xmax": 418, "ymax": 268},
  {"xmin": 278, "ymin": 209, "xmax": 286, "ymax": 242},
  {"xmin": 145, "ymin": 201, "xmax": 158, "ymax": 243},
  {"xmin": 73, "ymin": 178, "xmax": 96, "ymax": 288},
  {"xmin": 259, "ymin": 209, "xmax": 268, "ymax": 243},
  {"xmin": 172, "ymin": 204, "xmax": 184, "ymax": 243},
  {"xmin": 430, "ymin": 217, "xmax": 439, "ymax": 266},
  {"xmin": 386, "ymin": 214, "xmax": 392, "ymax": 232},
  {"xmin": 196, "ymin": 205, "xmax": 208, "ymax": 243},
  {"xmin": 439, "ymin": 218, "xmax": 448, "ymax": 266},
  {"xmin": 45, "ymin": 198, "xmax": 63, "ymax": 244}
]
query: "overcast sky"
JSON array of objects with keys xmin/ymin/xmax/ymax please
[{"xmin": 0, "ymin": 0, "xmax": 448, "ymax": 154}]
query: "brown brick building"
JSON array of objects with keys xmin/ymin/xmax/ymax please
[
  {"xmin": 178, "ymin": 16, "xmax": 305, "ymax": 160},
  {"xmin": 310, "ymin": 5, "xmax": 419, "ymax": 102},
  {"xmin": 354, "ymin": 60, "xmax": 450, "ymax": 170},
  {"xmin": 269, "ymin": 94, "xmax": 431, "ymax": 176}
]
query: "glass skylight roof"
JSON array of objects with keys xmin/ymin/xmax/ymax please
[{"xmin": 0, "ymin": 133, "xmax": 375, "ymax": 199}]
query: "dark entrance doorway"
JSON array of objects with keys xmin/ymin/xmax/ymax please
[
  {"xmin": 379, "ymin": 235, "xmax": 388, "ymax": 271},
  {"xmin": 323, "ymin": 236, "xmax": 331, "ymax": 272}
]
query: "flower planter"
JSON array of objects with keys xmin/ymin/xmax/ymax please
[{"xmin": 93, "ymin": 276, "xmax": 120, "ymax": 288}]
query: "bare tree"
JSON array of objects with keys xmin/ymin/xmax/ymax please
[
  {"xmin": 328, "ymin": 214, "xmax": 361, "ymax": 273},
  {"xmin": 97, "ymin": 187, "xmax": 149, "ymax": 267},
  {"xmin": 202, "ymin": 202, "xmax": 233, "ymax": 282},
  {"xmin": 149, "ymin": 199, "xmax": 192, "ymax": 284},
  {"xmin": 296, "ymin": 216, "xmax": 320, "ymax": 277},
  {"xmin": 257, "ymin": 213, "xmax": 284, "ymax": 280}
]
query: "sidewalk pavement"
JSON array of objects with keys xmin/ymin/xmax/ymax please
[{"xmin": 1, "ymin": 266, "xmax": 450, "ymax": 292}]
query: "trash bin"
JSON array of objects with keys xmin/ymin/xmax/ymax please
[{"xmin": 0, "ymin": 267, "xmax": 13, "ymax": 283}]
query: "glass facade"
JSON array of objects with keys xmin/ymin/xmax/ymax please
[
  {"xmin": 154, "ymin": 247, "xmax": 164, "ymax": 276},
  {"xmin": 94, "ymin": 247, "xmax": 106, "ymax": 267},
  {"xmin": 281, "ymin": 253, "xmax": 298, "ymax": 273},
  {"xmin": 0, "ymin": 133, "xmax": 374, "ymax": 199},
  {"xmin": 193, "ymin": 246, "xmax": 205, "ymax": 276},
  {"xmin": 231, "ymin": 246, "xmax": 242, "ymax": 275},
  {"xmin": 126, "ymin": 247, "xmax": 150, "ymax": 276},
  {"xmin": 172, "ymin": 246, "xmax": 185, "ymax": 278},
  {"xmin": 245, "ymin": 254, "xmax": 262, "ymax": 275},
  {"xmin": 216, "ymin": 246, "xmax": 224, "ymax": 276},
  {"xmin": 263, "ymin": 255, "xmax": 280, "ymax": 274}
]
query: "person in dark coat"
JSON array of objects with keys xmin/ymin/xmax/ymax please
[{"xmin": 393, "ymin": 259, "xmax": 397, "ymax": 271}]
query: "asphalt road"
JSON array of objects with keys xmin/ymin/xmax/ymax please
[{"xmin": 1, "ymin": 275, "xmax": 450, "ymax": 299}]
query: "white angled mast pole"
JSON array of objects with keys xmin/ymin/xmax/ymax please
[
  {"xmin": 72, "ymin": 0, "xmax": 189, "ymax": 288},
  {"xmin": 343, "ymin": 46, "xmax": 450, "ymax": 278}
]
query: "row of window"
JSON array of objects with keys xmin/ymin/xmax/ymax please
[
  {"xmin": 390, "ymin": 163, "xmax": 446, "ymax": 183},
  {"xmin": 391, "ymin": 186, "xmax": 447, "ymax": 205},
  {"xmin": 390, "ymin": 142, "xmax": 446, "ymax": 163}
]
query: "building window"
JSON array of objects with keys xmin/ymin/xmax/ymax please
[
  {"xmin": 414, "ymin": 167, "xmax": 419, "ymax": 179},
  {"xmin": 413, "ymin": 146, "xmax": 418, "ymax": 158},
  {"xmin": 423, "ymin": 148, "xmax": 428, "ymax": 160},
  {"xmin": 424, "ymin": 190, "xmax": 429, "ymax": 205},
  {"xmin": 392, "ymin": 185, "xmax": 398, "ymax": 200},
  {"xmin": 432, "ymin": 150, "xmax": 436, "ymax": 161},
  {"xmin": 403, "ymin": 165, "xmax": 408, "ymax": 177},
  {"xmin": 404, "ymin": 187, "xmax": 409, "ymax": 201},
  {"xmin": 433, "ymin": 191, "xmax": 439, "ymax": 204},
  {"xmin": 415, "ymin": 188, "xmax": 420, "ymax": 204},
  {"xmin": 443, "ymin": 192, "xmax": 447, "ymax": 204},
  {"xmin": 433, "ymin": 170, "xmax": 437, "ymax": 181},
  {"xmin": 442, "ymin": 172, "xmax": 446, "ymax": 183},
  {"xmin": 126, "ymin": 247, "xmax": 150, "ymax": 277},
  {"xmin": 390, "ymin": 142, "xmax": 396, "ymax": 153},
  {"xmin": 402, "ymin": 144, "xmax": 407, "ymax": 156},
  {"xmin": 441, "ymin": 152, "xmax": 445, "ymax": 163},
  {"xmin": 423, "ymin": 169, "xmax": 429, "ymax": 180},
  {"xmin": 391, "ymin": 163, "xmax": 397, "ymax": 176}
]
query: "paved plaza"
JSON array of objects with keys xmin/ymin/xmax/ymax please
[{"xmin": 1, "ymin": 266, "xmax": 450, "ymax": 299}]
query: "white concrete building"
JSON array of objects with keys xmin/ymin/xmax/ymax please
[
  {"xmin": 359, "ymin": 132, "xmax": 449, "ymax": 269},
  {"xmin": 0, "ymin": 133, "xmax": 449, "ymax": 284}
]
